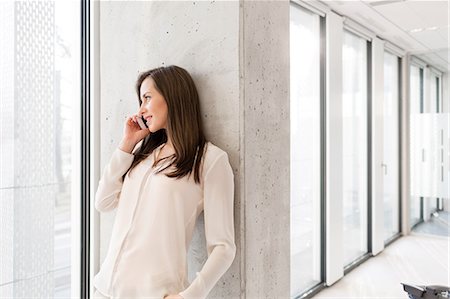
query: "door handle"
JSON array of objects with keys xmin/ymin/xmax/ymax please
[{"xmin": 381, "ymin": 163, "xmax": 387, "ymax": 175}]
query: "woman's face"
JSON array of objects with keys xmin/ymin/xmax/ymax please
[{"xmin": 138, "ymin": 77, "xmax": 168, "ymax": 133}]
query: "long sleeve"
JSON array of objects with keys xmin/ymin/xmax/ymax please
[
  {"xmin": 178, "ymin": 152, "xmax": 237, "ymax": 299},
  {"xmin": 94, "ymin": 147, "xmax": 135, "ymax": 212}
]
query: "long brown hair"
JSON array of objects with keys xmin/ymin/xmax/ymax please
[{"xmin": 122, "ymin": 65, "xmax": 207, "ymax": 184}]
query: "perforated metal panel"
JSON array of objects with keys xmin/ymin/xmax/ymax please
[
  {"xmin": 12, "ymin": 1, "xmax": 55, "ymax": 298},
  {"xmin": 0, "ymin": 2, "xmax": 15, "ymax": 298},
  {"xmin": 1, "ymin": 0, "xmax": 78, "ymax": 297}
]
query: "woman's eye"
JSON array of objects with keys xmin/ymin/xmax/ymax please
[{"xmin": 145, "ymin": 96, "xmax": 151, "ymax": 102}]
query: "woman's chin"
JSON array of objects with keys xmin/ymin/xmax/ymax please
[{"xmin": 148, "ymin": 125, "xmax": 159, "ymax": 133}]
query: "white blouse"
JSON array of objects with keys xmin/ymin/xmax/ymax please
[{"xmin": 93, "ymin": 141, "xmax": 236, "ymax": 299}]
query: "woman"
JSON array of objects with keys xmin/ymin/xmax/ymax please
[{"xmin": 93, "ymin": 65, "xmax": 236, "ymax": 299}]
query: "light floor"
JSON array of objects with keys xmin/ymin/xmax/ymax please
[
  {"xmin": 312, "ymin": 233, "xmax": 449, "ymax": 299},
  {"xmin": 413, "ymin": 211, "xmax": 449, "ymax": 237}
]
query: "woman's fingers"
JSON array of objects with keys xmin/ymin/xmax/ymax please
[
  {"xmin": 126, "ymin": 114, "xmax": 147, "ymax": 133},
  {"xmin": 132, "ymin": 114, "xmax": 141, "ymax": 125}
]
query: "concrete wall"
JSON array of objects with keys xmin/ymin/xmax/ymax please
[
  {"xmin": 97, "ymin": 1, "xmax": 290, "ymax": 298},
  {"xmin": 242, "ymin": 1, "xmax": 290, "ymax": 298}
]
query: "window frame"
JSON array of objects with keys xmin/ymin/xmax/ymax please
[{"xmin": 81, "ymin": 0, "xmax": 91, "ymax": 297}]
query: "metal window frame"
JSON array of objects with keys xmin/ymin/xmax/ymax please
[
  {"xmin": 397, "ymin": 55, "xmax": 403, "ymax": 237},
  {"xmin": 290, "ymin": 0, "xmax": 328, "ymax": 16},
  {"xmin": 367, "ymin": 39, "xmax": 373, "ymax": 257},
  {"xmin": 436, "ymin": 74, "xmax": 440, "ymax": 201},
  {"xmin": 384, "ymin": 41, "xmax": 406, "ymax": 58},
  {"xmin": 343, "ymin": 17, "xmax": 374, "ymax": 42},
  {"xmin": 81, "ymin": 0, "xmax": 91, "ymax": 298},
  {"xmin": 410, "ymin": 56, "xmax": 427, "ymax": 69},
  {"xmin": 318, "ymin": 12, "xmax": 327, "ymax": 298}
]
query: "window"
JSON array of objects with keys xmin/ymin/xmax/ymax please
[
  {"xmin": 290, "ymin": 2, "xmax": 324, "ymax": 296},
  {"xmin": 409, "ymin": 64, "xmax": 423, "ymax": 227},
  {"xmin": 430, "ymin": 72, "xmax": 442, "ymax": 212},
  {"xmin": 383, "ymin": 51, "xmax": 400, "ymax": 242},
  {"xmin": 0, "ymin": 1, "xmax": 81, "ymax": 297},
  {"xmin": 342, "ymin": 30, "xmax": 369, "ymax": 266}
]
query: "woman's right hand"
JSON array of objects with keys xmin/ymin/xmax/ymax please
[{"xmin": 119, "ymin": 114, "xmax": 151, "ymax": 153}]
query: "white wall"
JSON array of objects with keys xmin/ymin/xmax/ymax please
[
  {"xmin": 325, "ymin": 10, "xmax": 344, "ymax": 286},
  {"xmin": 371, "ymin": 37, "xmax": 385, "ymax": 256}
]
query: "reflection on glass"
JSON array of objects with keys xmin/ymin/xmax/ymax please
[
  {"xmin": 0, "ymin": 1, "xmax": 80, "ymax": 298},
  {"xmin": 383, "ymin": 52, "xmax": 400, "ymax": 241},
  {"xmin": 430, "ymin": 75, "xmax": 438, "ymax": 113},
  {"xmin": 429, "ymin": 74, "xmax": 439, "ymax": 213},
  {"xmin": 433, "ymin": 75, "xmax": 441, "ymax": 211},
  {"xmin": 289, "ymin": 3, "xmax": 322, "ymax": 296},
  {"xmin": 409, "ymin": 64, "xmax": 423, "ymax": 227},
  {"xmin": 342, "ymin": 30, "xmax": 368, "ymax": 266}
]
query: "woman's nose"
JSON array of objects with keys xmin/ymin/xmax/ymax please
[{"xmin": 138, "ymin": 105, "xmax": 146, "ymax": 115}]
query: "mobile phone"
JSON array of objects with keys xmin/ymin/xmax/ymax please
[{"xmin": 136, "ymin": 116, "xmax": 148, "ymax": 129}]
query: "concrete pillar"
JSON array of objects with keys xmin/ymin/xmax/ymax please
[{"xmin": 242, "ymin": 1, "xmax": 290, "ymax": 298}]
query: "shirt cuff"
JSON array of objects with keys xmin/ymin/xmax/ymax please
[
  {"xmin": 116, "ymin": 147, "xmax": 135, "ymax": 157},
  {"xmin": 178, "ymin": 271, "xmax": 207, "ymax": 299}
]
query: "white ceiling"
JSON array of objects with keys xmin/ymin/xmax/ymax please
[{"xmin": 321, "ymin": 0, "xmax": 449, "ymax": 73}]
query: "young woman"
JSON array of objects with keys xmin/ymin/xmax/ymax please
[{"xmin": 92, "ymin": 65, "xmax": 236, "ymax": 299}]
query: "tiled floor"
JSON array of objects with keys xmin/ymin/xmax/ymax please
[
  {"xmin": 413, "ymin": 211, "xmax": 449, "ymax": 237},
  {"xmin": 311, "ymin": 233, "xmax": 449, "ymax": 299}
]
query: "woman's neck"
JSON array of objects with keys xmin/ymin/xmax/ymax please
[{"xmin": 164, "ymin": 137, "xmax": 174, "ymax": 151}]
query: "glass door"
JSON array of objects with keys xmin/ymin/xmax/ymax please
[
  {"xmin": 342, "ymin": 30, "xmax": 369, "ymax": 266},
  {"xmin": 382, "ymin": 51, "xmax": 400, "ymax": 242}
]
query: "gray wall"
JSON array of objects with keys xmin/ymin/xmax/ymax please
[
  {"xmin": 242, "ymin": 1, "xmax": 290, "ymax": 298},
  {"xmin": 98, "ymin": 1, "xmax": 290, "ymax": 298}
]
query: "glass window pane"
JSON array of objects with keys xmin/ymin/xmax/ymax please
[
  {"xmin": 289, "ymin": 3, "xmax": 322, "ymax": 296},
  {"xmin": 435, "ymin": 75, "xmax": 441, "ymax": 212},
  {"xmin": 430, "ymin": 75, "xmax": 438, "ymax": 113},
  {"xmin": 436, "ymin": 76, "xmax": 441, "ymax": 113},
  {"xmin": 409, "ymin": 64, "xmax": 423, "ymax": 227},
  {"xmin": 383, "ymin": 51, "xmax": 400, "ymax": 241},
  {"xmin": 0, "ymin": 1, "xmax": 80, "ymax": 298},
  {"xmin": 429, "ymin": 74, "xmax": 440, "ymax": 213},
  {"xmin": 342, "ymin": 30, "xmax": 368, "ymax": 266}
]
